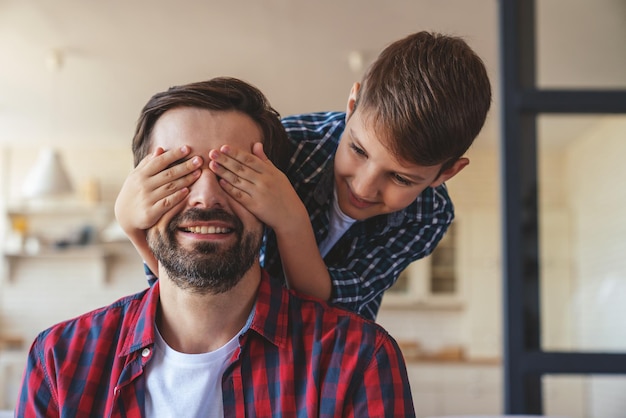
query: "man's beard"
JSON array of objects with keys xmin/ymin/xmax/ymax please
[{"xmin": 147, "ymin": 208, "xmax": 262, "ymax": 294}]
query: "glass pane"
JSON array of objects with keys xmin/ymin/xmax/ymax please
[
  {"xmin": 430, "ymin": 222, "xmax": 457, "ymax": 295},
  {"xmin": 536, "ymin": 0, "xmax": 626, "ymax": 89},
  {"xmin": 543, "ymin": 374, "xmax": 626, "ymax": 418},
  {"xmin": 538, "ymin": 114, "xmax": 626, "ymax": 352}
]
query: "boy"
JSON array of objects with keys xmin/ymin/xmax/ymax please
[{"xmin": 115, "ymin": 31, "xmax": 491, "ymax": 320}]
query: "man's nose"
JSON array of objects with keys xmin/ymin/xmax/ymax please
[{"xmin": 187, "ymin": 168, "xmax": 228, "ymax": 208}]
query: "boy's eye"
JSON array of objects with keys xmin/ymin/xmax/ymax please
[
  {"xmin": 392, "ymin": 174, "xmax": 413, "ymax": 186},
  {"xmin": 349, "ymin": 143, "xmax": 367, "ymax": 157}
]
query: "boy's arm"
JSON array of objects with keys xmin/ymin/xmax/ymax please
[
  {"xmin": 209, "ymin": 143, "xmax": 331, "ymax": 300},
  {"xmin": 271, "ymin": 196, "xmax": 332, "ymax": 300},
  {"xmin": 115, "ymin": 146, "xmax": 203, "ymax": 276}
]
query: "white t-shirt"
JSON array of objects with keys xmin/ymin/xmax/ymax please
[
  {"xmin": 318, "ymin": 187, "xmax": 357, "ymax": 257},
  {"xmin": 144, "ymin": 326, "xmax": 242, "ymax": 418}
]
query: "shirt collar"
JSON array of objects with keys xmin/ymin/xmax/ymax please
[
  {"xmin": 120, "ymin": 271, "xmax": 290, "ymax": 356},
  {"xmin": 119, "ymin": 280, "xmax": 160, "ymax": 357},
  {"xmin": 247, "ymin": 271, "xmax": 290, "ymax": 349}
]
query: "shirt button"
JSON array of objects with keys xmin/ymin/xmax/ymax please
[{"xmin": 142, "ymin": 348, "xmax": 151, "ymax": 357}]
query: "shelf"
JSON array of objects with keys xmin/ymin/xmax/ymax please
[
  {"xmin": 2, "ymin": 200, "xmax": 128, "ymax": 284},
  {"xmin": 381, "ymin": 297, "xmax": 465, "ymax": 311},
  {"xmin": 6, "ymin": 201, "xmax": 113, "ymax": 216},
  {"xmin": 2, "ymin": 241, "xmax": 132, "ymax": 284},
  {"xmin": 4, "ymin": 247, "xmax": 105, "ymax": 258}
]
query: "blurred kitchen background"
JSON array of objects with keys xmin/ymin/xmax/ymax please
[{"xmin": 1, "ymin": 0, "xmax": 625, "ymax": 416}]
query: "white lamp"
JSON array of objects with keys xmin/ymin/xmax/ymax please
[{"xmin": 21, "ymin": 148, "xmax": 74, "ymax": 199}]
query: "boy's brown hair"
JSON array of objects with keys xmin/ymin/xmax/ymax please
[
  {"xmin": 132, "ymin": 77, "xmax": 290, "ymax": 170},
  {"xmin": 356, "ymin": 31, "xmax": 492, "ymax": 170}
]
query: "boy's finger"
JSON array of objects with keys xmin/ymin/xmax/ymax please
[
  {"xmin": 159, "ymin": 155, "xmax": 203, "ymax": 180},
  {"xmin": 218, "ymin": 178, "xmax": 252, "ymax": 203},
  {"xmin": 252, "ymin": 142, "xmax": 269, "ymax": 162},
  {"xmin": 209, "ymin": 160, "xmax": 252, "ymax": 191},
  {"xmin": 216, "ymin": 145, "xmax": 264, "ymax": 173},
  {"xmin": 153, "ymin": 170, "xmax": 201, "ymax": 200},
  {"xmin": 156, "ymin": 188, "xmax": 190, "ymax": 211},
  {"xmin": 145, "ymin": 145, "xmax": 196, "ymax": 175}
]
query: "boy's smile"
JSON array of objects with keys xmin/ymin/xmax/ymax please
[{"xmin": 345, "ymin": 185, "xmax": 377, "ymax": 210}]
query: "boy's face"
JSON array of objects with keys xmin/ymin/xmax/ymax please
[{"xmin": 334, "ymin": 83, "xmax": 467, "ymax": 221}]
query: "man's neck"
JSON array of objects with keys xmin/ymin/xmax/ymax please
[{"xmin": 156, "ymin": 267, "xmax": 260, "ymax": 354}]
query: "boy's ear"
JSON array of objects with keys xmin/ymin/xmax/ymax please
[
  {"xmin": 429, "ymin": 158, "xmax": 470, "ymax": 188},
  {"xmin": 345, "ymin": 82, "xmax": 361, "ymax": 120}
]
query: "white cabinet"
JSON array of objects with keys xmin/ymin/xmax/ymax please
[
  {"xmin": 0, "ymin": 349, "xmax": 27, "ymax": 410},
  {"xmin": 407, "ymin": 363, "xmax": 591, "ymax": 418},
  {"xmin": 406, "ymin": 362, "xmax": 502, "ymax": 418},
  {"xmin": 382, "ymin": 221, "xmax": 464, "ymax": 310}
]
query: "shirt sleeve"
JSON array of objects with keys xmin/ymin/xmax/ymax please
[
  {"xmin": 16, "ymin": 338, "xmax": 59, "ymax": 418},
  {"xmin": 344, "ymin": 334, "xmax": 416, "ymax": 417}
]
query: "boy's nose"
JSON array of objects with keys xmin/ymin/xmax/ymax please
[
  {"xmin": 351, "ymin": 169, "xmax": 379, "ymax": 199},
  {"xmin": 187, "ymin": 168, "xmax": 228, "ymax": 209}
]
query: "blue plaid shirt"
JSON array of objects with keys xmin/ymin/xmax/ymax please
[
  {"xmin": 146, "ymin": 111, "xmax": 454, "ymax": 321},
  {"xmin": 261, "ymin": 112, "xmax": 454, "ymax": 320}
]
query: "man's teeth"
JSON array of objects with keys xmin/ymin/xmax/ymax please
[{"xmin": 184, "ymin": 226, "xmax": 229, "ymax": 234}]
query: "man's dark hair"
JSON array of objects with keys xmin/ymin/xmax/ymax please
[{"xmin": 132, "ymin": 77, "xmax": 290, "ymax": 170}]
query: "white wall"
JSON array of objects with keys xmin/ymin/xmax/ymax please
[{"xmin": 5, "ymin": 146, "xmax": 134, "ymax": 204}]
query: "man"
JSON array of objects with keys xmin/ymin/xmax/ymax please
[{"xmin": 16, "ymin": 77, "xmax": 415, "ymax": 417}]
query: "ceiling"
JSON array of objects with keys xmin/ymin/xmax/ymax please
[{"xmin": 1, "ymin": 0, "xmax": 625, "ymax": 151}]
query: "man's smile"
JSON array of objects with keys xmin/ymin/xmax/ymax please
[{"xmin": 182, "ymin": 225, "xmax": 232, "ymax": 234}]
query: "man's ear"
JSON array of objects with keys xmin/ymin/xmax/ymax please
[
  {"xmin": 345, "ymin": 82, "xmax": 361, "ymax": 120},
  {"xmin": 429, "ymin": 158, "xmax": 469, "ymax": 188}
]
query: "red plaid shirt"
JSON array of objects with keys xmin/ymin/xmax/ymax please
[{"xmin": 17, "ymin": 272, "xmax": 415, "ymax": 417}]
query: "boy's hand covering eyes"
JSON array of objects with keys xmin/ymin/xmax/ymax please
[
  {"xmin": 208, "ymin": 142, "xmax": 307, "ymax": 232},
  {"xmin": 114, "ymin": 146, "xmax": 203, "ymax": 232}
]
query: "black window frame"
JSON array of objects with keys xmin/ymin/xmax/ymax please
[{"xmin": 499, "ymin": 0, "xmax": 626, "ymax": 413}]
